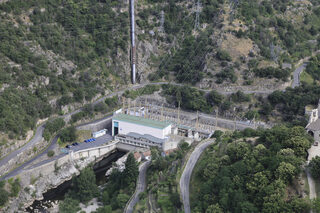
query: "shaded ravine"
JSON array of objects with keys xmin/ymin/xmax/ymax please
[
  {"xmin": 125, "ymin": 160, "xmax": 151, "ymax": 213},
  {"xmin": 180, "ymin": 140, "xmax": 215, "ymax": 213},
  {"xmin": 26, "ymin": 150, "xmax": 126, "ymax": 212}
]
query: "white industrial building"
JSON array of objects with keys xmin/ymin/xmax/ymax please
[{"xmin": 112, "ymin": 114, "xmax": 172, "ymax": 148}]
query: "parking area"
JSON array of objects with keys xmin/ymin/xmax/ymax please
[{"xmin": 63, "ymin": 134, "xmax": 114, "ymax": 153}]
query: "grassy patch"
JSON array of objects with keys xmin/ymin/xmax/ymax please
[
  {"xmin": 76, "ymin": 130, "xmax": 92, "ymax": 143},
  {"xmin": 300, "ymin": 71, "xmax": 314, "ymax": 85}
]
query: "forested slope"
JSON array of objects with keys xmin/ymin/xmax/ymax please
[
  {"xmin": 0, "ymin": 0, "xmax": 130, "ymax": 137},
  {"xmin": 0, "ymin": 0, "xmax": 320, "ymax": 138},
  {"xmin": 191, "ymin": 126, "xmax": 313, "ymax": 212}
]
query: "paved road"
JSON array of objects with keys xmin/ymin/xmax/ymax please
[
  {"xmin": 0, "ymin": 134, "xmax": 113, "ymax": 180},
  {"xmin": 0, "ymin": 123, "xmax": 45, "ymax": 169},
  {"xmin": 180, "ymin": 140, "xmax": 215, "ymax": 213},
  {"xmin": 125, "ymin": 161, "xmax": 151, "ymax": 213},
  {"xmin": 0, "ymin": 81, "xmax": 273, "ymax": 179},
  {"xmin": 292, "ymin": 63, "xmax": 307, "ymax": 88}
]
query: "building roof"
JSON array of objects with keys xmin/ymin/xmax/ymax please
[
  {"xmin": 307, "ymin": 119, "xmax": 320, "ymax": 131},
  {"xmin": 113, "ymin": 114, "xmax": 172, "ymax": 129},
  {"xmin": 126, "ymin": 132, "xmax": 168, "ymax": 144}
]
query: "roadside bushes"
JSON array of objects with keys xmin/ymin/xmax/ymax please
[
  {"xmin": 44, "ymin": 118, "xmax": 65, "ymax": 141},
  {"xmin": 306, "ymin": 54, "xmax": 320, "ymax": 80},
  {"xmin": 60, "ymin": 126, "xmax": 76, "ymax": 143},
  {"xmin": 253, "ymin": 67, "xmax": 290, "ymax": 81},
  {"xmin": 309, "ymin": 156, "xmax": 320, "ymax": 179},
  {"xmin": 0, "ymin": 181, "xmax": 9, "ymax": 206}
]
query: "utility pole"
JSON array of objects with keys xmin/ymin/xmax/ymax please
[
  {"xmin": 133, "ymin": 100, "xmax": 136, "ymax": 116},
  {"xmin": 139, "ymin": 101, "xmax": 142, "ymax": 117},
  {"xmin": 161, "ymin": 104, "xmax": 164, "ymax": 121},
  {"xmin": 178, "ymin": 101, "xmax": 181, "ymax": 125},
  {"xmin": 194, "ymin": 0, "xmax": 201, "ymax": 30},
  {"xmin": 128, "ymin": 99, "xmax": 131, "ymax": 115},
  {"xmin": 215, "ymin": 108, "xmax": 218, "ymax": 128},
  {"xmin": 159, "ymin": 10, "xmax": 165, "ymax": 33},
  {"xmin": 144, "ymin": 99, "xmax": 147, "ymax": 118},
  {"xmin": 122, "ymin": 97, "xmax": 125, "ymax": 113},
  {"xmin": 196, "ymin": 111, "xmax": 199, "ymax": 129}
]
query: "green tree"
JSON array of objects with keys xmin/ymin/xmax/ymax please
[
  {"xmin": 309, "ymin": 156, "xmax": 320, "ymax": 179},
  {"xmin": 117, "ymin": 193, "xmax": 130, "ymax": 208},
  {"xmin": 313, "ymin": 197, "xmax": 320, "ymax": 213},
  {"xmin": 275, "ymin": 162, "xmax": 296, "ymax": 183},
  {"xmin": 0, "ymin": 181, "xmax": 9, "ymax": 206},
  {"xmin": 73, "ymin": 167, "xmax": 98, "ymax": 203},
  {"xmin": 101, "ymin": 190, "xmax": 110, "ymax": 205},
  {"xmin": 207, "ymin": 91, "xmax": 224, "ymax": 107},
  {"xmin": 206, "ymin": 204, "xmax": 223, "ymax": 213},
  {"xmin": 123, "ymin": 153, "xmax": 139, "ymax": 187},
  {"xmin": 284, "ymin": 136, "xmax": 311, "ymax": 158},
  {"xmin": 95, "ymin": 205, "xmax": 112, "ymax": 213},
  {"xmin": 60, "ymin": 126, "xmax": 76, "ymax": 143},
  {"xmin": 59, "ymin": 197, "xmax": 81, "ymax": 213}
]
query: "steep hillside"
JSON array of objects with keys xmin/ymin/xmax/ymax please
[
  {"xmin": 0, "ymin": 0, "xmax": 130, "ymax": 136},
  {"xmin": 0, "ymin": 0, "xmax": 320, "ymax": 137}
]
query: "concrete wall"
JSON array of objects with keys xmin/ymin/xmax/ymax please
[
  {"xmin": 315, "ymin": 130, "xmax": 320, "ymax": 142},
  {"xmin": 72, "ymin": 142, "xmax": 117, "ymax": 160},
  {"xmin": 77, "ymin": 117, "xmax": 112, "ymax": 133},
  {"xmin": 113, "ymin": 119, "xmax": 171, "ymax": 139}
]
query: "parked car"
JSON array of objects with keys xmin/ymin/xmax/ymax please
[
  {"xmin": 314, "ymin": 142, "xmax": 319, "ymax": 146},
  {"xmin": 72, "ymin": 142, "xmax": 79, "ymax": 146},
  {"xmin": 84, "ymin": 138, "xmax": 96, "ymax": 143},
  {"xmin": 65, "ymin": 145, "xmax": 72, "ymax": 148}
]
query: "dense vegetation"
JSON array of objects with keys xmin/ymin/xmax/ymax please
[
  {"xmin": 95, "ymin": 153, "xmax": 138, "ymax": 212},
  {"xmin": 0, "ymin": 178, "xmax": 20, "ymax": 207},
  {"xmin": 43, "ymin": 118, "xmax": 66, "ymax": 141},
  {"xmin": 191, "ymin": 125, "xmax": 312, "ymax": 212},
  {"xmin": 267, "ymin": 84, "xmax": 320, "ymax": 122},
  {"xmin": 133, "ymin": 142, "xmax": 189, "ymax": 212},
  {"xmin": 158, "ymin": 31, "xmax": 214, "ymax": 84},
  {"xmin": 161, "ymin": 84, "xmax": 251, "ymax": 114},
  {"xmin": 59, "ymin": 155, "xmax": 138, "ymax": 213},
  {"xmin": 239, "ymin": 0, "xmax": 320, "ymax": 61},
  {"xmin": 0, "ymin": 0, "xmax": 129, "ymax": 136},
  {"xmin": 306, "ymin": 54, "xmax": 320, "ymax": 81},
  {"xmin": 123, "ymin": 85, "xmax": 161, "ymax": 99},
  {"xmin": 59, "ymin": 167, "xmax": 99, "ymax": 213},
  {"xmin": 309, "ymin": 156, "xmax": 320, "ymax": 179}
]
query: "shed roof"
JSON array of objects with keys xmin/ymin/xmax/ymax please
[{"xmin": 113, "ymin": 114, "xmax": 172, "ymax": 129}]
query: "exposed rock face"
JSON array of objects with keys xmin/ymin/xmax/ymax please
[
  {"xmin": 2, "ymin": 154, "xmax": 98, "ymax": 213},
  {"xmin": 0, "ymin": 137, "xmax": 48, "ymax": 176},
  {"xmin": 105, "ymin": 153, "xmax": 129, "ymax": 176}
]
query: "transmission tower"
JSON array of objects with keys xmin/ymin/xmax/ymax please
[
  {"xmin": 159, "ymin": 10, "xmax": 165, "ymax": 33},
  {"xmin": 194, "ymin": 0, "xmax": 201, "ymax": 30}
]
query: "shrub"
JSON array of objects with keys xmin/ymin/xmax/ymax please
[{"xmin": 47, "ymin": 150, "xmax": 55, "ymax": 157}]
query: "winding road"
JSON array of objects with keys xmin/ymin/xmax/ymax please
[
  {"xmin": 0, "ymin": 123, "xmax": 45, "ymax": 169},
  {"xmin": 1, "ymin": 68, "xmax": 305, "ymax": 180},
  {"xmin": 0, "ymin": 81, "xmax": 272, "ymax": 180},
  {"xmin": 292, "ymin": 63, "xmax": 307, "ymax": 88},
  {"xmin": 125, "ymin": 160, "xmax": 151, "ymax": 213},
  {"xmin": 180, "ymin": 140, "xmax": 215, "ymax": 213}
]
